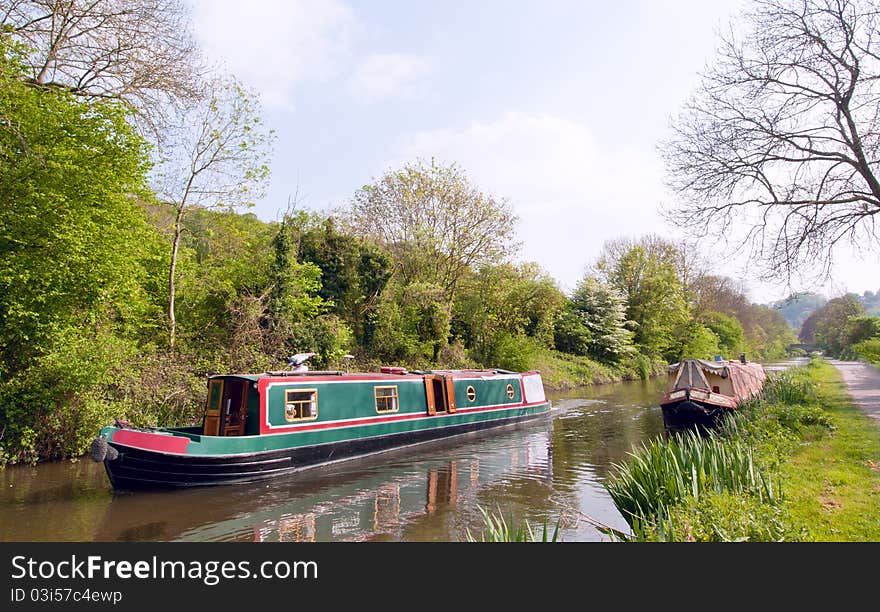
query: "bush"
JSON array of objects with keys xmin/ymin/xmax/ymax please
[
  {"xmin": 774, "ymin": 403, "xmax": 835, "ymax": 434},
  {"xmin": 763, "ymin": 370, "xmax": 816, "ymax": 405},
  {"xmin": 553, "ymin": 309, "xmax": 592, "ymax": 356},
  {"xmin": 853, "ymin": 338, "xmax": 880, "ymax": 365},
  {"xmin": 484, "ymin": 333, "xmax": 535, "ymax": 372},
  {"xmin": 0, "ymin": 328, "xmax": 137, "ymax": 463}
]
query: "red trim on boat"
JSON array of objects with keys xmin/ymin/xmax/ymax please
[{"xmin": 112, "ymin": 429, "xmax": 191, "ymax": 454}]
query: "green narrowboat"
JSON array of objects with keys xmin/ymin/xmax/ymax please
[{"xmin": 91, "ymin": 364, "xmax": 551, "ymax": 489}]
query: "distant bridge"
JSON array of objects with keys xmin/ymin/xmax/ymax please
[{"xmin": 787, "ymin": 343, "xmax": 820, "ymax": 353}]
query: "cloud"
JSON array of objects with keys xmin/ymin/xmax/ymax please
[
  {"xmin": 189, "ymin": 0, "xmax": 358, "ymax": 109},
  {"xmin": 347, "ymin": 53, "xmax": 429, "ymax": 102},
  {"xmin": 399, "ymin": 112, "xmax": 667, "ymax": 290}
]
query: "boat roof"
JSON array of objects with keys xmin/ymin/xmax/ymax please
[
  {"xmin": 208, "ymin": 368, "xmax": 524, "ymax": 383},
  {"xmin": 668, "ymin": 359, "xmax": 731, "ymax": 375},
  {"xmin": 668, "ymin": 358, "xmax": 764, "ymax": 375}
]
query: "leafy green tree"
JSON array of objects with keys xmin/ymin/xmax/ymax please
[
  {"xmin": 553, "ymin": 306, "xmax": 593, "ymax": 356},
  {"xmin": 346, "ymin": 159, "xmax": 519, "ymax": 302},
  {"xmin": 690, "ymin": 273, "xmax": 794, "ymax": 359},
  {"xmin": 701, "ymin": 312, "xmax": 745, "ymax": 357},
  {"xmin": 569, "ymin": 277, "xmax": 635, "ymax": 363},
  {"xmin": 154, "ymin": 78, "xmax": 273, "ymax": 351},
  {"xmin": 0, "ymin": 41, "xmax": 164, "ymax": 461},
  {"xmin": 177, "ymin": 207, "xmax": 278, "ymax": 371},
  {"xmin": 844, "ymin": 315, "xmax": 880, "ymax": 353},
  {"xmin": 801, "ymin": 295, "xmax": 865, "ymax": 356},
  {"xmin": 854, "ymin": 338, "xmax": 880, "ymax": 364},
  {"xmin": 596, "ymin": 237, "xmax": 689, "ymax": 360},
  {"xmin": 674, "ymin": 322, "xmax": 721, "ymax": 361},
  {"xmin": 848, "ymin": 314, "xmax": 880, "ymax": 362},
  {"xmin": 454, "ymin": 263, "xmax": 565, "ymax": 365},
  {"xmin": 371, "ymin": 282, "xmax": 451, "ymax": 363}
]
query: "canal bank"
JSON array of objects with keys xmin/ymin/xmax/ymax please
[
  {"xmin": 606, "ymin": 358, "xmax": 880, "ymax": 541},
  {"xmin": 527, "ymin": 349, "xmax": 668, "ymax": 391}
]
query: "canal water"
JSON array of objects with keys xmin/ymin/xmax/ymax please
[{"xmin": 0, "ymin": 376, "xmax": 670, "ymax": 542}]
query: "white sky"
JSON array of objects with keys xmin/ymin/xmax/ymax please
[{"xmin": 188, "ymin": 0, "xmax": 879, "ymax": 304}]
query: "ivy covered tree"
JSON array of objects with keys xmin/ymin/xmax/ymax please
[{"xmin": 298, "ymin": 217, "xmax": 393, "ymax": 348}]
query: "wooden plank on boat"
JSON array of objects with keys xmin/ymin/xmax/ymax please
[
  {"xmin": 444, "ymin": 376, "xmax": 456, "ymax": 413},
  {"xmin": 425, "ymin": 376, "xmax": 436, "ymax": 416}
]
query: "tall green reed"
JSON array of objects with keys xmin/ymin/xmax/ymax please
[
  {"xmin": 466, "ymin": 506, "xmax": 560, "ymax": 542},
  {"xmin": 605, "ymin": 427, "xmax": 779, "ymax": 531}
]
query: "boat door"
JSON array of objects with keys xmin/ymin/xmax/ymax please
[
  {"xmin": 220, "ymin": 378, "xmax": 248, "ymax": 436},
  {"xmin": 424, "ymin": 375, "xmax": 456, "ymax": 415},
  {"xmin": 203, "ymin": 377, "xmax": 248, "ymax": 436},
  {"xmin": 204, "ymin": 379, "xmax": 223, "ymax": 436}
]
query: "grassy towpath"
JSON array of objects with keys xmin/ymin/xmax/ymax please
[{"xmin": 782, "ymin": 360, "xmax": 880, "ymax": 540}]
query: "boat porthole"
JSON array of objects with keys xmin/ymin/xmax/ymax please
[
  {"xmin": 466, "ymin": 386, "xmax": 476, "ymax": 402},
  {"xmin": 506, "ymin": 384, "xmax": 515, "ymax": 399}
]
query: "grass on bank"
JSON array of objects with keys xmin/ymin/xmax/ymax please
[
  {"xmin": 605, "ymin": 359, "xmax": 880, "ymax": 541},
  {"xmin": 781, "ymin": 361, "xmax": 880, "ymax": 541},
  {"xmin": 527, "ymin": 348, "xmax": 666, "ymax": 391}
]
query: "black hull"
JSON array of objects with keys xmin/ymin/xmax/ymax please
[
  {"xmin": 660, "ymin": 400, "xmax": 730, "ymax": 432},
  {"xmin": 104, "ymin": 411, "xmax": 550, "ymax": 489}
]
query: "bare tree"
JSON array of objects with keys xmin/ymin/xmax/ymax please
[
  {"xmin": 663, "ymin": 0, "xmax": 880, "ymax": 281},
  {"xmin": 1, "ymin": 0, "xmax": 202, "ymax": 132},
  {"xmin": 155, "ymin": 78, "xmax": 274, "ymax": 351}
]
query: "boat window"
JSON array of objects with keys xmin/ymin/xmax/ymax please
[
  {"xmin": 375, "ymin": 386, "xmax": 399, "ymax": 413},
  {"xmin": 466, "ymin": 386, "xmax": 476, "ymax": 402},
  {"xmin": 207, "ymin": 380, "xmax": 223, "ymax": 414},
  {"xmin": 285, "ymin": 389, "xmax": 318, "ymax": 422},
  {"xmin": 506, "ymin": 384, "xmax": 515, "ymax": 400}
]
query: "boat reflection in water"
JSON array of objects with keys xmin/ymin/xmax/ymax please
[{"xmin": 232, "ymin": 428, "xmax": 554, "ymax": 542}]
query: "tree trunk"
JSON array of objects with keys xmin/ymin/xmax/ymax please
[{"xmin": 168, "ymin": 205, "xmax": 185, "ymax": 352}]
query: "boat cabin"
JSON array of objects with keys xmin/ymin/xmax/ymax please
[
  {"xmin": 199, "ymin": 368, "xmax": 538, "ymax": 438},
  {"xmin": 667, "ymin": 359, "xmax": 766, "ymax": 398}
]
